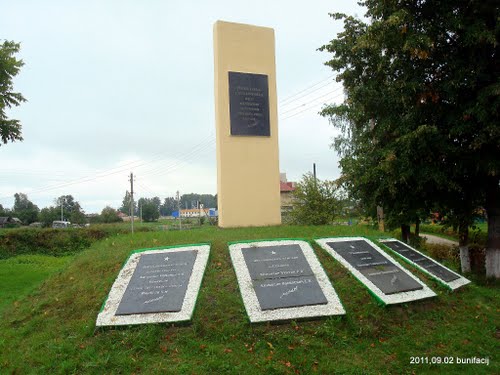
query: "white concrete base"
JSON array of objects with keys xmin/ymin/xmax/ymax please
[
  {"xmin": 315, "ymin": 237, "xmax": 436, "ymax": 305},
  {"xmin": 229, "ymin": 240, "xmax": 345, "ymax": 323},
  {"xmin": 379, "ymin": 238, "xmax": 470, "ymax": 290},
  {"xmin": 96, "ymin": 244, "xmax": 210, "ymax": 327}
]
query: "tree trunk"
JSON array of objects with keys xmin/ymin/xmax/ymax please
[
  {"xmin": 485, "ymin": 178, "xmax": 500, "ymax": 278},
  {"xmin": 377, "ymin": 206, "xmax": 385, "ymax": 232},
  {"xmin": 401, "ymin": 224, "xmax": 410, "ymax": 244},
  {"xmin": 458, "ymin": 221, "xmax": 471, "ymax": 273},
  {"xmin": 415, "ymin": 218, "xmax": 420, "ymax": 237}
]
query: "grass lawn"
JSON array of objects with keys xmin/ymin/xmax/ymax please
[
  {"xmin": 0, "ymin": 225, "xmax": 498, "ymax": 374},
  {"xmin": 0, "ymin": 254, "xmax": 72, "ymax": 314}
]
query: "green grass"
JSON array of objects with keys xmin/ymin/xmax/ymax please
[
  {"xmin": 0, "ymin": 254, "xmax": 72, "ymax": 313},
  {"xmin": 0, "ymin": 225, "xmax": 498, "ymax": 374}
]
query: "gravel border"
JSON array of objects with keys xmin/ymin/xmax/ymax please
[
  {"xmin": 229, "ymin": 240, "xmax": 345, "ymax": 323},
  {"xmin": 379, "ymin": 238, "xmax": 470, "ymax": 290},
  {"xmin": 96, "ymin": 244, "xmax": 210, "ymax": 327},
  {"xmin": 315, "ymin": 237, "xmax": 436, "ymax": 305}
]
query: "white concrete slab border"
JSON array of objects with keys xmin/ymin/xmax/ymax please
[
  {"xmin": 229, "ymin": 240, "xmax": 345, "ymax": 323},
  {"xmin": 379, "ymin": 238, "xmax": 470, "ymax": 290},
  {"xmin": 315, "ymin": 237, "xmax": 436, "ymax": 305},
  {"xmin": 96, "ymin": 244, "xmax": 210, "ymax": 327}
]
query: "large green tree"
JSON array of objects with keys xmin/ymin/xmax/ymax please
[
  {"xmin": 320, "ymin": 1, "xmax": 499, "ymax": 276},
  {"xmin": 160, "ymin": 197, "xmax": 177, "ymax": 216},
  {"xmin": 55, "ymin": 195, "xmax": 86, "ymax": 223},
  {"xmin": 180, "ymin": 194, "xmax": 217, "ymax": 210},
  {"xmin": 119, "ymin": 191, "xmax": 136, "ymax": 215},
  {"xmin": 12, "ymin": 193, "xmax": 39, "ymax": 224},
  {"xmin": 0, "ymin": 41, "xmax": 26, "ymax": 146},
  {"xmin": 138, "ymin": 197, "xmax": 160, "ymax": 222},
  {"xmin": 100, "ymin": 206, "xmax": 122, "ymax": 223},
  {"xmin": 39, "ymin": 206, "xmax": 60, "ymax": 227}
]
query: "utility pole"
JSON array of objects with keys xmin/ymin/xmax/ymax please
[
  {"xmin": 313, "ymin": 163, "xmax": 317, "ymax": 187},
  {"xmin": 140, "ymin": 202, "xmax": 143, "ymax": 224},
  {"xmin": 198, "ymin": 200, "xmax": 201, "ymax": 227},
  {"xmin": 129, "ymin": 172, "xmax": 135, "ymax": 234},
  {"xmin": 177, "ymin": 190, "xmax": 182, "ymax": 230},
  {"xmin": 60, "ymin": 197, "xmax": 64, "ymax": 221}
]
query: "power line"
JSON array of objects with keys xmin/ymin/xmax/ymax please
[
  {"xmin": 0, "ymin": 134, "xmax": 215, "ymax": 200},
  {"xmin": 280, "ymin": 80, "xmax": 338, "ymax": 110},
  {"xmin": 141, "ymin": 140, "xmax": 215, "ymax": 179},
  {"xmin": 139, "ymin": 136, "xmax": 215, "ymax": 177},
  {"xmin": 279, "ymin": 86, "xmax": 344, "ymax": 116},
  {"xmin": 279, "ymin": 74, "xmax": 336, "ymax": 105},
  {"xmin": 281, "ymin": 91, "xmax": 345, "ymax": 121}
]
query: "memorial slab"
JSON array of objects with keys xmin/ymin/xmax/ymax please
[
  {"xmin": 115, "ymin": 251, "xmax": 197, "ymax": 315},
  {"xmin": 380, "ymin": 238, "xmax": 470, "ymax": 290},
  {"xmin": 230, "ymin": 240, "xmax": 345, "ymax": 323},
  {"xmin": 315, "ymin": 237, "xmax": 436, "ymax": 305},
  {"xmin": 229, "ymin": 72, "xmax": 270, "ymax": 136},
  {"xmin": 242, "ymin": 244, "xmax": 314, "ymax": 280},
  {"xmin": 96, "ymin": 244, "xmax": 210, "ymax": 327}
]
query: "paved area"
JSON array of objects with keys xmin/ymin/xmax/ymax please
[{"xmin": 421, "ymin": 233, "xmax": 459, "ymax": 246}]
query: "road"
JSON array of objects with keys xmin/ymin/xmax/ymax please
[{"xmin": 421, "ymin": 233, "xmax": 459, "ymax": 246}]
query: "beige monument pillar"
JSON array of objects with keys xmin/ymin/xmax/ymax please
[{"xmin": 213, "ymin": 20, "xmax": 281, "ymax": 228}]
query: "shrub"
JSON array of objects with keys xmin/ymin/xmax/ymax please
[
  {"xmin": 0, "ymin": 227, "xmax": 126, "ymax": 259},
  {"xmin": 289, "ymin": 173, "xmax": 344, "ymax": 225}
]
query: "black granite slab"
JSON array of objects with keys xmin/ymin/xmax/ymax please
[
  {"xmin": 253, "ymin": 275, "xmax": 327, "ymax": 310},
  {"xmin": 228, "ymin": 71, "xmax": 270, "ymax": 136},
  {"xmin": 326, "ymin": 240, "xmax": 423, "ymax": 295},
  {"xmin": 383, "ymin": 240, "xmax": 459, "ymax": 282},
  {"xmin": 242, "ymin": 244, "xmax": 314, "ymax": 281},
  {"xmin": 115, "ymin": 250, "xmax": 197, "ymax": 315},
  {"xmin": 240, "ymin": 243, "xmax": 329, "ymax": 311}
]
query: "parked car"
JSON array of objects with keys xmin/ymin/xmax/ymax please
[{"xmin": 52, "ymin": 220, "xmax": 71, "ymax": 228}]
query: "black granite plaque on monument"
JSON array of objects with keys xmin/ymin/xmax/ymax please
[
  {"xmin": 242, "ymin": 244, "xmax": 314, "ymax": 280},
  {"xmin": 228, "ymin": 71, "xmax": 270, "ymax": 136},
  {"xmin": 326, "ymin": 240, "xmax": 423, "ymax": 295},
  {"xmin": 115, "ymin": 251, "xmax": 197, "ymax": 315},
  {"xmin": 253, "ymin": 276, "xmax": 328, "ymax": 310},
  {"xmin": 242, "ymin": 244, "xmax": 327, "ymax": 310},
  {"xmin": 383, "ymin": 240, "xmax": 459, "ymax": 283}
]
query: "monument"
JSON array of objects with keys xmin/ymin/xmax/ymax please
[
  {"xmin": 380, "ymin": 238, "xmax": 470, "ymax": 290},
  {"xmin": 315, "ymin": 237, "xmax": 436, "ymax": 305},
  {"xmin": 213, "ymin": 20, "xmax": 281, "ymax": 228},
  {"xmin": 229, "ymin": 239, "xmax": 345, "ymax": 322},
  {"xmin": 96, "ymin": 244, "xmax": 210, "ymax": 326}
]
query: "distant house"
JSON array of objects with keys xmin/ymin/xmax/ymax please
[
  {"xmin": 179, "ymin": 207, "xmax": 215, "ymax": 218},
  {"xmin": 116, "ymin": 212, "xmax": 128, "ymax": 221},
  {"xmin": 173, "ymin": 208, "xmax": 217, "ymax": 218},
  {"xmin": 280, "ymin": 173, "xmax": 296, "ymax": 214},
  {"xmin": 0, "ymin": 216, "xmax": 21, "ymax": 228}
]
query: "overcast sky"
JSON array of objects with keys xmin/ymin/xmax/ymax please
[{"xmin": 0, "ymin": 0, "xmax": 365, "ymax": 213}]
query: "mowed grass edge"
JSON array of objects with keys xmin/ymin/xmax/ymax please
[{"xmin": 0, "ymin": 225, "xmax": 498, "ymax": 374}]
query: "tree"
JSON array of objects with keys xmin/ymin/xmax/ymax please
[
  {"xmin": 289, "ymin": 173, "xmax": 344, "ymax": 225},
  {"xmin": 12, "ymin": 193, "xmax": 39, "ymax": 224},
  {"xmin": 180, "ymin": 193, "xmax": 217, "ymax": 210},
  {"xmin": 320, "ymin": 1, "xmax": 499, "ymax": 277},
  {"xmin": 138, "ymin": 197, "xmax": 160, "ymax": 222},
  {"xmin": 119, "ymin": 191, "xmax": 136, "ymax": 215},
  {"xmin": 100, "ymin": 206, "xmax": 122, "ymax": 223},
  {"xmin": 160, "ymin": 197, "xmax": 177, "ymax": 216},
  {"xmin": 39, "ymin": 206, "xmax": 60, "ymax": 227},
  {"xmin": 55, "ymin": 195, "xmax": 86, "ymax": 223},
  {"xmin": 0, "ymin": 41, "xmax": 27, "ymax": 146}
]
